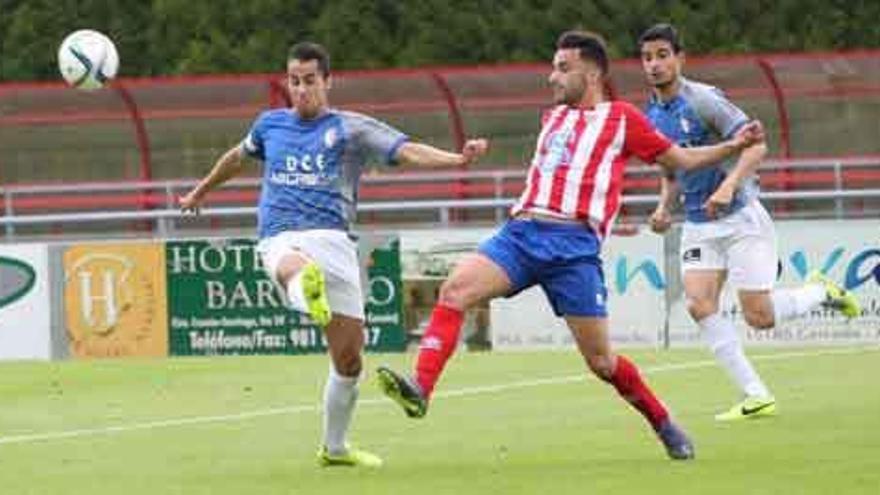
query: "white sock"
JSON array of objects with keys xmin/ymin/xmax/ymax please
[
  {"xmin": 285, "ymin": 270, "xmax": 308, "ymax": 312},
  {"xmin": 322, "ymin": 366, "xmax": 359, "ymax": 455},
  {"xmin": 700, "ymin": 313, "xmax": 771, "ymax": 398},
  {"xmin": 770, "ymin": 284, "xmax": 826, "ymax": 323}
]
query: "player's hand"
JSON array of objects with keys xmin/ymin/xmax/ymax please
[
  {"xmin": 703, "ymin": 184, "xmax": 734, "ymax": 219},
  {"xmin": 649, "ymin": 207, "xmax": 672, "ymax": 233},
  {"xmin": 178, "ymin": 190, "xmax": 204, "ymax": 215},
  {"xmin": 461, "ymin": 138, "xmax": 489, "ymax": 165},
  {"xmin": 733, "ymin": 120, "xmax": 765, "ymax": 149}
]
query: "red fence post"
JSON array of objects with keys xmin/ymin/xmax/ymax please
[
  {"xmin": 430, "ymin": 72, "xmax": 468, "ymax": 222},
  {"xmin": 756, "ymin": 58, "xmax": 793, "ymax": 214},
  {"xmin": 756, "ymin": 58, "xmax": 792, "ymax": 159},
  {"xmin": 429, "ymin": 72, "xmax": 466, "ymax": 152},
  {"xmin": 112, "ymin": 82, "xmax": 152, "ymax": 181},
  {"xmin": 112, "ymin": 82, "xmax": 153, "ymax": 231}
]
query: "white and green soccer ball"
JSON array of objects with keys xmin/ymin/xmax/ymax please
[{"xmin": 57, "ymin": 29, "xmax": 119, "ymax": 90}]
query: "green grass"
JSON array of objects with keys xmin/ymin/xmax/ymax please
[{"xmin": 1, "ymin": 347, "xmax": 879, "ymax": 495}]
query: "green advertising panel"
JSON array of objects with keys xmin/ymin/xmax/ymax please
[{"xmin": 166, "ymin": 236, "xmax": 404, "ymax": 356}]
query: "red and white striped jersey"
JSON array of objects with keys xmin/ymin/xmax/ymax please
[{"xmin": 511, "ymin": 101, "xmax": 672, "ymax": 239}]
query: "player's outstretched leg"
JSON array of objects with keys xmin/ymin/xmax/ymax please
[
  {"xmin": 655, "ymin": 419, "xmax": 696, "ymax": 460},
  {"xmin": 606, "ymin": 355, "xmax": 695, "ymax": 460},
  {"xmin": 376, "ymin": 365, "xmax": 428, "ymax": 418},
  {"xmin": 376, "ymin": 303, "xmax": 465, "ymax": 418},
  {"xmin": 768, "ymin": 270, "xmax": 861, "ymax": 326},
  {"xmin": 807, "ymin": 270, "xmax": 861, "ymax": 318}
]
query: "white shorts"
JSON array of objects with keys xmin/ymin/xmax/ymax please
[
  {"xmin": 256, "ymin": 230, "xmax": 365, "ymax": 320},
  {"xmin": 680, "ymin": 200, "xmax": 778, "ymax": 291}
]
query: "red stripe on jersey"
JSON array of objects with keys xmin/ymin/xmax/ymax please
[
  {"xmin": 547, "ymin": 112, "xmax": 587, "ymax": 212},
  {"xmin": 575, "ymin": 104, "xmax": 623, "ymax": 218},
  {"xmin": 598, "ymin": 151, "xmax": 628, "ymax": 237},
  {"xmin": 520, "ymin": 167, "xmax": 543, "ymax": 212},
  {"xmin": 538, "ymin": 107, "xmax": 570, "ymax": 157},
  {"xmin": 522, "ymin": 107, "xmax": 569, "ymax": 210}
]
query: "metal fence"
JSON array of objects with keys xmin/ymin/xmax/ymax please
[
  {"xmin": 1, "ymin": 50, "xmax": 879, "ymax": 185},
  {"xmin": 2, "ymin": 158, "xmax": 878, "ymax": 242}
]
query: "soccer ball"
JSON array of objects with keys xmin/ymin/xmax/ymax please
[{"xmin": 57, "ymin": 29, "xmax": 119, "ymax": 90}]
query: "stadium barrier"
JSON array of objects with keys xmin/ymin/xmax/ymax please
[
  {"xmin": 0, "ymin": 234, "xmax": 404, "ymax": 361},
  {"xmin": 2, "ymin": 218, "xmax": 877, "ymax": 361},
  {"xmin": 1, "ymin": 50, "xmax": 879, "ymax": 185},
  {"xmin": 1, "ymin": 157, "xmax": 879, "ymax": 242}
]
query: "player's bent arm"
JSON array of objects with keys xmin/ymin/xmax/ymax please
[
  {"xmin": 717, "ymin": 142, "xmax": 767, "ymax": 190},
  {"xmin": 655, "ymin": 139, "xmax": 744, "ymax": 173},
  {"xmin": 395, "ymin": 139, "xmax": 487, "ymax": 168},
  {"xmin": 180, "ymin": 145, "xmax": 247, "ymax": 209},
  {"xmin": 395, "ymin": 142, "xmax": 467, "ymax": 168}
]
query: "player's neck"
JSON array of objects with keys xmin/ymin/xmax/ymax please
[
  {"xmin": 572, "ymin": 92, "xmax": 605, "ymax": 110},
  {"xmin": 653, "ymin": 77, "xmax": 682, "ymax": 103},
  {"xmin": 296, "ymin": 105, "xmax": 329, "ymax": 120}
]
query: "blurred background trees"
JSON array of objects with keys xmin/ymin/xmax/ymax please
[{"xmin": 2, "ymin": 0, "xmax": 878, "ymax": 81}]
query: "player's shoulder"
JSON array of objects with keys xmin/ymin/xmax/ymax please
[
  {"xmin": 679, "ymin": 77, "xmax": 729, "ymax": 103},
  {"xmin": 609, "ymin": 100, "xmax": 652, "ymax": 122},
  {"xmin": 334, "ymin": 108, "xmax": 386, "ymax": 132},
  {"xmin": 610, "ymin": 100, "xmax": 642, "ymax": 114},
  {"xmin": 334, "ymin": 108, "xmax": 375, "ymax": 125}
]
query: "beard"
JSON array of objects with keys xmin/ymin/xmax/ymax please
[{"xmin": 553, "ymin": 86, "xmax": 583, "ymax": 106}]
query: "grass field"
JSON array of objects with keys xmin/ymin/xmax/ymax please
[{"xmin": 2, "ymin": 346, "xmax": 879, "ymax": 495}]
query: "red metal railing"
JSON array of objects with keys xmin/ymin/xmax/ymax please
[{"xmin": 1, "ymin": 49, "xmax": 878, "ymax": 188}]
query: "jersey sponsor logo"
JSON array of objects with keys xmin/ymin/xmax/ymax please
[
  {"xmin": 272, "ymin": 152, "xmax": 331, "ymax": 187},
  {"xmin": 683, "ymin": 247, "xmax": 702, "ymax": 263},
  {"xmin": 540, "ymin": 130, "xmax": 573, "ymax": 172},
  {"xmin": 680, "ymin": 116, "xmax": 691, "ymax": 134},
  {"xmin": 285, "ymin": 153, "xmax": 326, "ymax": 173},
  {"xmin": 0, "ymin": 256, "xmax": 36, "ymax": 311},
  {"xmin": 323, "ymin": 128, "xmax": 338, "ymax": 148}
]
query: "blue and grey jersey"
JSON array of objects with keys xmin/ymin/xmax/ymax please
[
  {"xmin": 242, "ymin": 108, "xmax": 408, "ymax": 238},
  {"xmin": 645, "ymin": 77, "xmax": 758, "ymax": 223}
]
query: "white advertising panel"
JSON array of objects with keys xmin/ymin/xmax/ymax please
[
  {"xmin": 403, "ymin": 219, "xmax": 878, "ymax": 351},
  {"xmin": 0, "ymin": 244, "xmax": 52, "ymax": 360}
]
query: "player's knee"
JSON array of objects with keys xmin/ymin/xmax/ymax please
[
  {"xmin": 437, "ymin": 277, "xmax": 474, "ymax": 311},
  {"xmin": 686, "ymin": 297, "xmax": 718, "ymax": 321},
  {"xmin": 332, "ymin": 351, "xmax": 362, "ymax": 377},
  {"xmin": 743, "ymin": 307, "xmax": 775, "ymax": 330},
  {"xmin": 586, "ymin": 354, "xmax": 615, "ymax": 381}
]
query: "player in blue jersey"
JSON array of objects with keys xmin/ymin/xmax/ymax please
[
  {"xmin": 638, "ymin": 24, "xmax": 860, "ymax": 421},
  {"xmin": 179, "ymin": 42, "xmax": 487, "ymax": 467}
]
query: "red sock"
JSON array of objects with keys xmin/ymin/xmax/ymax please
[
  {"xmin": 414, "ymin": 304, "xmax": 464, "ymax": 398},
  {"xmin": 607, "ymin": 355, "xmax": 669, "ymax": 430}
]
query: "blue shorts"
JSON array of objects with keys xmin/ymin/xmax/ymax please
[{"xmin": 478, "ymin": 219, "xmax": 608, "ymax": 318}]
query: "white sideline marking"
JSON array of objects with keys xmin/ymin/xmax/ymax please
[{"xmin": 1, "ymin": 345, "xmax": 876, "ymax": 446}]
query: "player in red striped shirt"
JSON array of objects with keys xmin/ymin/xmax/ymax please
[{"xmin": 377, "ymin": 30, "xmax": 765, "ymax": 460}]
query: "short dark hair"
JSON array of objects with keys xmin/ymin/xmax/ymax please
[
  {"xmin": 287, "ymin": 42, "xmax": 330, "ymax": 78},
  {"xmin": 638, "ymin": 23, "xmax": 683, "ymax": 53},
  {"xmin": 556, "ymin": 30, "xmax": 609, "ymax": 75}
]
